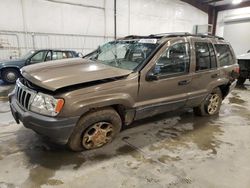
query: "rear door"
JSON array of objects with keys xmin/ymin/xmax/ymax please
[
  {"xmin": 136, "ymin": 38, "xmax": 193, "ymax": 119},
  {"xmin": 186, "ymin": 39, "xmax": 219, "ymax": 107}
]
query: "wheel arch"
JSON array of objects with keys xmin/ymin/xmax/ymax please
[
  {"xmin": 1, "ymin": 66, "xmax": 21, "ymax": 76},
  {"xmin": 74, "ymin": 103, "xmax": 135, "ymax": 127},
  {"xmin": 218, "ymin": 84, "xmax": 230, "ymax": 99}
]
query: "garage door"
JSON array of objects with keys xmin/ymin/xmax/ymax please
[{"xmin": 223, "ymin": 21, "xmax": 250, "ymax": 56}]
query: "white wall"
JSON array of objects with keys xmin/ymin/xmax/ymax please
[
  {"xmin": 0, "ymin": 0, "xmax": 208, "ymax": 59},
  {"xmin": 216, "ymin": 7, "xmax": 250, "ymax": 55}
]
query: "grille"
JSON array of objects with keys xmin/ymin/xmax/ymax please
[{"xmin": 15, "ymin": 79, "xmax": 36, "ymax": 110}]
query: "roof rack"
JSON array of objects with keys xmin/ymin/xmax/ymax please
[
  {"xmin": 118, "ymin": 35, "xmax": 150, "ymax": 40},
  {"xmin": 149, "ymin": 32, "xmax": 192, "ymax": 38},
  {"xmin": 150, "ymin": 32, "xmax": 224, "ymax": 40},
  {"xmin": 118, "ymin": 33, "xmax": 224, "ymax": 40}
]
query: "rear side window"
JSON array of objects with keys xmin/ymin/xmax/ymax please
[
  {"xmin": 52, "ymin": 51, "xmax": 70, "ymax": 60},
  {"xmin": 214, "ymin": 44, "xmax": 234, "ymax": 67},
  {"xmin": 195, "ymin": 42, "xmax": 217, "ymax": 71}
]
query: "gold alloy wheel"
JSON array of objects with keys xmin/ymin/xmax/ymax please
[
  {"xmin": 207, "ymin": 94, "xmax": 220, "ymax": 115},
  {"xmin": 82, "ymin": 122, "xmax": 114, "ymax": 149}
]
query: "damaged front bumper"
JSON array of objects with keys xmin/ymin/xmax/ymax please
[{"xmin": 9, "ymin": 93, "xmax": 79, "ymax": 144}]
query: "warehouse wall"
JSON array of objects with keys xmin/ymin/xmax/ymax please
[
  {"xmin": 0, "ymin": 0, "xmax": 208, "ymax": 59},
  {"xmin": 216, "ymin": 7, "xmax": 250, "ymax": 55}
]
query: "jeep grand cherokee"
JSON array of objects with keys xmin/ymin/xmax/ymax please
[{"xmin": 9, "ymin": 33, "xmax": 239, "ymax": 151}]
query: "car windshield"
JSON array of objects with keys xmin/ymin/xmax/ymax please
[
  {"xmin": 86, "ymin": 39, "xmax": 159, "ymax": 70},
  {"xmin": 21, "ymin": 50, "xmax": 35, "ymax": 59}
]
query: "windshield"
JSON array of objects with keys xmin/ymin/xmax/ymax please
[
  {"xmin": 86, "ymin": 39, "xmax": 159, "ymax": 70},
  {"xmin": 21, "ymin": 50, "xmax": 35, "ymax": 59}
]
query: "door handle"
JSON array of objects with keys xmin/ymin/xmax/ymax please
[
  {"xmin": 211, "ymin": 73, "xmax": 219, "ymax": 78},
  {"xmin": 178, "ymin": 80, "xmax": 191, "ymax": 86}
]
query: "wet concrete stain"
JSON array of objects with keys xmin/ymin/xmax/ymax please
[
  {"xmin": 145, "ymin": 112, "xmax": 224, "ymax": 156},
  {"xmin": 22, "ymin": 147, "xmax": 86, "ymax": 188},
  {"xmin": 168, "ymin": 177, "xmax": 192, "ymax": 188},
  {"xmin": 0, "ymin": 84, "xmax": 14, "ymax": 102},
  {"xmin": 46, "ymin": 179, "xmax": 64, "ymax": 186},
  {"xmin": 158, "ymin": 155, "xmax": 181, "ymax": 163},
  {"xmin": 0, "ymin": 182, "xmax": 16, "ymax": 188},
  {"xmin": 89, "ymin": 153, "xmax": 112, "ymax": 162},
  {"xmin": 116, "ymin": 145, "xmax": 144, "ymax": 161},
  {"xmin": 229, "ymin": 96, "xmax": 246, "ymax": 104}
]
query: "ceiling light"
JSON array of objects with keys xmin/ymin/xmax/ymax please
[{"xmin": 232, "ymin": 0, "xmax": 242, "ymax": 4}]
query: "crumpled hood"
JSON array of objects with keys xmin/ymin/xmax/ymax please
[
  {"xmin": 237, "ymin": 53, "xmax": 250, "ymax": 60},
  {"xmin": 21, "ymin": 58, "xmax": 132, "ymax": 91}
]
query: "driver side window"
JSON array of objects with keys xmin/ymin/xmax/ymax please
[
  {"xmin": 154, "ymin": 43, "xmax": 190, "ymax": 76},
  {"xmin": 30, "ymin": 51, "xmax": 47, "ymax": 64}
]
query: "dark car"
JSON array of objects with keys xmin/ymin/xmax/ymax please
[
  {"xmin": 237, "ymin": 51, "xmax": 250, "ymax": 85},
  {"xmin": 0, "ymin": 49, "xmax": 79, "ymax": 84}
]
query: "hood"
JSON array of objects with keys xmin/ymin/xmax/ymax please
[
  {"xmin": 0, "ymin": 58, "xmax": 25, "ymax": 67},
  {"xmin": 21, "ymin": 58, "xmax": 132, "ymax": 91},
  {"xmin": 237, "ymin": 53, "xmax": 250, "ymax": 60}
]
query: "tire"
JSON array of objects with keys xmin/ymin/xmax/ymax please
[
  {"xmin": 237, "ymin": 77, "xmax": 246, "ymax": 86},
  {"xmin": 68, "ymin": 107, "xmax": 122, "ymax": 151},
  {"xmin": 2, "ymin": 68, "xmax": 19, "ymax": 84},
  {"xmin": 193, "ymin": 87, "xmax": 222, "ymax": 116}
]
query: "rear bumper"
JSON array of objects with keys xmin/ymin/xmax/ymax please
[{"xmin": 9, "ymin": 94, "xmax": 79, "ymax": 144}]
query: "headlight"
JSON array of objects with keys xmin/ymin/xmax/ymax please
[{"xmin": 30, "ymin": 92, "xmax": 64, "ymax": 116}]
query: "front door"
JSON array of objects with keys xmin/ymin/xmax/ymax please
[{"xmin": 135, "ymin": 38, "xmax": 193, "ymax": 120}]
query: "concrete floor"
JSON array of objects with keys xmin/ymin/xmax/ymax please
[{"xmin": 0, "ymin": 80, "xmax": 250, "ymax": 188}]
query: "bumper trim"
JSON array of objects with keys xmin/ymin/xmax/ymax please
[{"xmin": 10, "ymin": 95, "xmax": 79, "ymax": 144}]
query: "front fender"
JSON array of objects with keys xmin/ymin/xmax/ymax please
[{"xmin": 61, "ymin": 93, "xmax": 135, "ymax": 117}]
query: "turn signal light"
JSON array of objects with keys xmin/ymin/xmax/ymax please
[{"xmin": 55, "ymin": 99, "xmax": 64, "ymax": 113}]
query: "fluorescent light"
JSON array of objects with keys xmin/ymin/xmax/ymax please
[{"xmin": 232, "ymin": 0, "xmax": 242, "ymax": 4}]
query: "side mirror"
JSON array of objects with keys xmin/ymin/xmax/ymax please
[
  {"xmin": 25, "ymin": 58, "xmax": 31, "ymax": 65},
  {"xmin": 146, "ymin": 72, "xmax": 159, "ymax": 81}
]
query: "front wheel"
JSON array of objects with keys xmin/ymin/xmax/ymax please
[
  {"xmin": 2, "ymin": 68, "xmax": 19, "ymax": 84},
  {"xmin": 68, "ymin": 108, "xmax": 122, "ymax": 151},
  {"xmin": 194, "ymin": 87, "xmax": 222, "ymax": 116}
]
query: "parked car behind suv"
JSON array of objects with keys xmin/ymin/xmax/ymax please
[
  {"xmin": 9, "ymin": 33, "xmax": 238, "ymax": 151},
  {"xmin": 0, "ymin": 49, "xmax": 79, "ymax": 84},
  {"xmin": 237, "ymin": 51, "xmax": 250, "ymax": 85}
]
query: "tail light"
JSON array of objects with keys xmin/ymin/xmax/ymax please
[
  {"xmin": 234, "ymin": 66, "xmax": 240, "ymax": 74},
  {"xmin": 231, "ymin": 66, "xmax": 240, "ymax": 79}
]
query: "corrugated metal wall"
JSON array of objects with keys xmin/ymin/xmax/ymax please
[{"xmin": 0, "ymin": 0, "xmax": 208, "ymax": 60}]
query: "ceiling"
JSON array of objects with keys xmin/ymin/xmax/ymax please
[{"xmin": 199, "ymin": 0, "xmax": 250, "ymax": 6}]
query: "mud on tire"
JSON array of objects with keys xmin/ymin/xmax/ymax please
[{"xmin": 67, "ymin": 107, "xmax": 122, "ymax": 151}]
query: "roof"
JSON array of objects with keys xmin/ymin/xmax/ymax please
[
  {"xmin": 119, "ymin": 32, "xmax": 224, "ymax": 41},
  {"xmin": 33, "ymin": 49, "xmax": 77, "ymax": 52}
]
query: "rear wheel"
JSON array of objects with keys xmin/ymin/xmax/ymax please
[
  {"xmin": 194, "ymin": 87, "xmax": 222, "ymax": 116},
  {"xmin": 68, "ymin": 108, "xmax": 122, "ymax": 151},
  {"xmin": 2, "ymin": 68, "xmax": 19, "ymax": 84}
]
